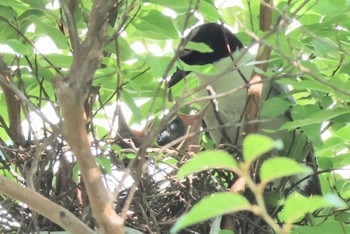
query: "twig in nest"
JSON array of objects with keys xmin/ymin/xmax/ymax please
[{"xmin": 206, "ymin": 85, "xmax": 231, "ymax": 143}]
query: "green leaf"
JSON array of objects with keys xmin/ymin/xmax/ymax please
[
  {"xmin": 335, "ymin": 210, "xmax": 350, "ymax": 222},
  {"xmin": 72, "ymin": 164, "xmax": 79, "ymax": 184},
  {"xmin": 0, "ymin": 5, "xmax": 17, "ymax": 19},
  {"xmin": 219, "ymin": 230, "xmax": 235, "ymax": 234},
  {"xmin": 198, "ymin": 1, "xmax": 221, "ymax": 22},
  {"xmin": 95, "ymin": 67, "xmax": 117, "ymax": 80},
  {"xmin": 95, "ymin": 124, "xmax": 109, "ymax": 138},
  {"xmin": 260, "ymin": 157, "xmax": 312, "ymax": 183},
  {"xmin": 339, "ymin": 62, "xmax": 350, "ymax": 75},
  {"xmin": 243, "ymin": 134, "xmax": 276, "ymax": 163},
  {"xmin": 145, "ymin": 55, "xmax": 173, "ymax": 77},
  {"xmin": 290, "ymin": 104, "xmax": 323, "ymax": 147},
  {"xmin": 45, "ymin": 54, "xmax": 73, "ymax": 68},
  {"xmin": 291, "ymin": 104, "xmax": 320, "ymax": 120},
  {"xmin": 264, "ymin": 191, "xmax": 285, "ymax": 209},
  {"xmin": 260, "ymin": 97, "xmax": 291, "ymax": 119},
  {"xmin": 323, "ymin": 193, "xmax": 347, "ymax": 208},
  {"xmin": 281, "ymin": 129, "xmax": 312, "ymax": 162},
  {"xmin": 0, "ymin": 4, "xmax": 22, "ymax": 39},
  {"xmin": 178, "ymin": 62, "xmax": 217, "ymax": 75},
  {"xmin": 292, "ymin": 221, "xmax": 350, "ymax": 234},
  {"xmin": 298, "ymin": 13, "xmax": 322, "ymax": 25},
  {"xmin": 336, "ymin": 179, "xmax": 350, "ymax": 200},
  {"xmin": 163, "ymin": 157, "xmax": 178, "ymax": 165},
  {"xmin": 316, "ymin": 136, "xmax": 347, "ymax": 159},
  {"xmin": 280, "ymin": 193, "xmax": 346, "ymax": 223},
  {"xmin": 327, "ymin": 0, "xmax": 346, "ymax": 7},
  {"xmin": 177, "ymin": 150, "xmax": 238, "ymax": 180},
  {"xmin": 132, "ymin": 8, "xmax": 178, "ymax": 39},
  {"xmin": 171, "ymin": 192, "xmax": 250, "ymax": 233},
  {"xmin": 6, "ymin": 39, "xmax": 34, "ymax": 56},
  {"xmin": 145, "ymin": 0, "xmax": 192, "ymax": 12},
  {"xmin": 310, "ymin": 0, "xmax": 349, "ymax": 15},
  {"xmin": 277, "ymin": 79, "xmax": 333, "ymax": 94},
  {"xmin": 0, "ymin": 0, "xmax": 29, "ymax": 12},
  {"xmin": 311, "ymin": 38, "xmax": 338, "ymax": 56},
  {"xmin": 185, "ymin": 41, "xmax": 213, "ymax": 53},
  {"xmin": 26, "ymin": 15, "xmax": 69, "ymax": 50},
  {"xmin": 328, "ymin": 153, "xmax": 350, "ymax": 169},
  {"xmin": 281, "ymin": 107, "xmax": 350, "ymax": 131},
  {"xmin": 265, "ymin": 34, "xmax": 294, "ymax": 59},
  {"xmin": 108, "ymin": 36, "xmax": 133, "ymax": 61},
  {"xmin": 121, "ymin": 90, "xmax": 142, "ymax": 123},
  {"xmin": 96, "ymin": 157, "xmax": 112, "ymax": 175},
  {"xmin": 124, "ymin": 153, "xmax": 136, "ymax": 159},
  {"xmin": 334, "ymin": 126, "xmax": 350, "ymax": 140}
]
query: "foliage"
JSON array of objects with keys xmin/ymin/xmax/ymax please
[{"xmin": 0, "ymin": 0, "xmax": 349, "ymax": 233}]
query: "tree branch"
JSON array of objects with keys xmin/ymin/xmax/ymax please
[
  {"xmin": 0, "ymin": 57, "xmax": 24, "ymax": 146},
  {"xmin": 243, "ymin": 0, "xmax": 273, "ymax": 135},
  {"xmin": 54, "ymin": 0, "xmax": 124, "ymax": 233},
  {"xmin": 0, "ymin": 175, "xmax": 94, "ymax": 234},
  {"xmin": 59, "ymin": 0, "xmax": 80, "ymax": 53}
]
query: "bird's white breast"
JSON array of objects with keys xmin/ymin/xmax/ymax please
[{"xmin": 195, "ymin": 50, "xmax": 255, "ymax": 145}]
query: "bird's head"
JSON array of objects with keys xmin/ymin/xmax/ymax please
[{"xmin": 168, "ymin": 23, "xmax": 244, "ymax": 87}]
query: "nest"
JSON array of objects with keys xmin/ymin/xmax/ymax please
[{"xmin": 0, "ymin": 136, "xmax": 236, "ymax": 233}]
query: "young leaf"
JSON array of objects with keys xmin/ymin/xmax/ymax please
[
  {"xmin": 171, "ymin": 192, "xmax": 250, "ymax": 233},
  {"xmin": 243, "ymin": 134, "xmax": 276, "ymax": 163},
  {"xmin": 72, "ymin": 164, "xmax": 79, "ymax": 184},
  {"xmin": 260, "ymin": 157, "xmax": 312, "ymax": 183},
  {"xmin": 177, "ymin": 150, "xmax": 238, "ymax": 180},
  {"xmin": 280, "ymin": 193, "xmax": 346, "ymax": 223}
]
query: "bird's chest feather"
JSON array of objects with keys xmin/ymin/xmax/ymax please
[
  {"xmin": 197, "ymin": 67, "xmax": 247, "ymax": 119},
  {"xmin": 194, "ymin": 54, "xmax": 254, "ymax": 145}
]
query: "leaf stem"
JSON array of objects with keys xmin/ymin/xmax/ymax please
[{"xmin": 242, "ymin": 163, "xmax": 290, "ymax": 234}]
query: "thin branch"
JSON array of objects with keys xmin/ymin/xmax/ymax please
[
  {"xmin": 59, "ymin": 0, "xmax": 80, "ymax": 53},
  {"xmin": 106, "ymin": 0, "xmax": 141, "ymax": 44},
  {"xmin": 0, "ymin": 16, "xmax": 64, "ymax": 76},
  {"xmin": 0, "ymin": 74, "xmax": 59, "ymax": 132}
]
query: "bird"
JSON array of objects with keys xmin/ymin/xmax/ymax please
[
  {"xmin": 156, "ymin": 107, "xmax": 207, "ymax": 152},
  {"xmin": 116, "ymin": 103, "xmax": 205, "ymax": 152},
  {"xmin": 168, "ymin": 23, "xmax": 321, "ymax": 195},
  {"xmin": 169, "ymin": 23, "xmax": 262, "ymax": 146}
]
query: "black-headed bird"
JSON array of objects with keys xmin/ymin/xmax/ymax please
[
  {"xmin": 169, "ymin": 23, "xmax": 260, "ymax": 146},
  {"xmin": 168, "ymin": 23, "xmax": 321, "ymax": 195}
]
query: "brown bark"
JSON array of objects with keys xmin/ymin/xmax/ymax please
[
  {"xmin": 0, "ymin": 175, "xmax": 94, "ymax": 234},
  {"xmin": 0, "ymin": 57, "xmax": 24, "ymax": 146},
  {"xmin": 53, "ymin": 1, "xmax": 124, "ymax": 233},
  {"xmin": 243, "ymin": 0, "xmax": 273, "ymax": 135}
]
